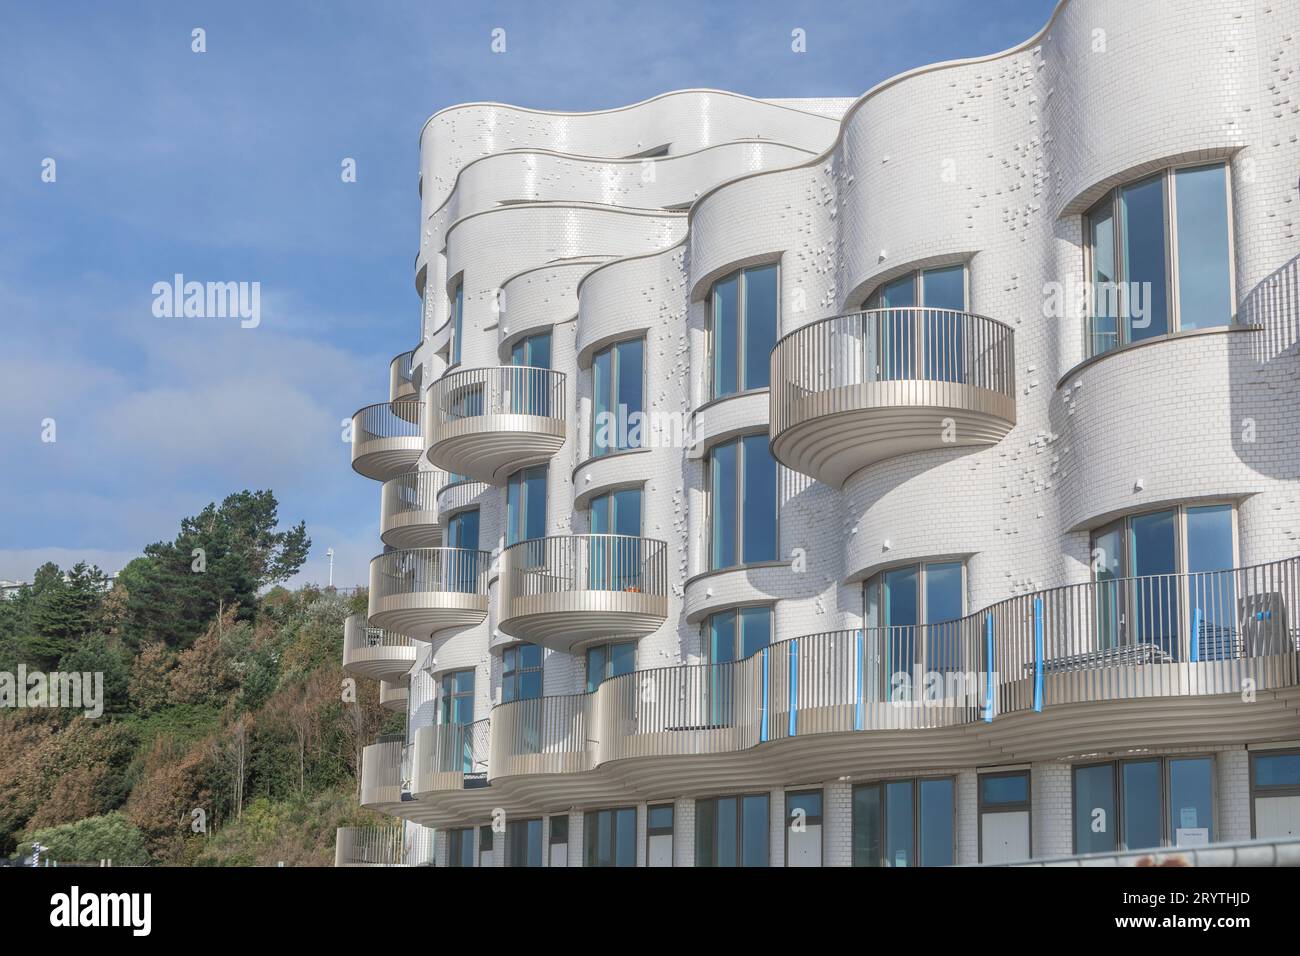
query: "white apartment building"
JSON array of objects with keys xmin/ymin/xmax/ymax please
[{"xmin": 337, "ymin": 0, "xmax": 1300, "ymax": 867}]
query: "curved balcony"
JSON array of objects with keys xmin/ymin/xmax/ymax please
[
  {"xmin": 380, "ymin": 470, "xmax": 447, "ymax": 549},
  {"xmin": 379, "ymin": 679, "xmax": 409, "ymax": 712},
  {"xmin": 350, "ymin": 400, "xmax": 424, "ymax": 481},
  {"xmin": 426, "ymin": 366, "xmax": 566, "ymax": 485},
  {"xmin": 341, "ymin": 613, "xmax": 416, "ymax": 682},
  {"xmin": 389, "ymin": 348, "xmax": 421, "ymax": 414},
  {"xmin": 359, "ymin": 736, "xmax": 405, "ymax": 808},
  {"xmin": 368, "ymin": 548, "xmax": 492, "ymax": 639},
  {"xmin": 770, "ymin": 309, "xmax": 1016, "ymax": 486},
  {"xmin": 408, "ymin": 720, "xmax": 490, "ymax": 794},
  {"xmin": 497, "ymin": 535, "xmax": 669, "ymax": 652},
  {"xmin": 490, "ymin": 695, "xmax": 593, "ymax": 780},
  {"xmin": 334, "ymin": 826, "xmax": 433, "ymax": 867},
  {"xmin": 487, "ymin": 556, "xmax": 1300, "ymax": 780}
]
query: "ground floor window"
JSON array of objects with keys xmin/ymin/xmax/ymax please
[
  {"xmin": 978, "ymin": 770, "xmax": 1031, "ymax": 863},
  {"xmin": 584, "ymin": 807, "xmax": 636, "ymax": 867},
  {"xmin": 1073, "ymin": 756, "xmax": 1214, "ymax": 853},
  {"xmin": 785, "ymin": 790, "xmax": 823, "ymax": 867},
  {"xmin": 506, "ymin": 818, "xmax": 543, "ymax": 867},
  {"xmin": 447, "ymin": 827, "xmax": 473, "ymax": 868},
  {"xmin": 853, "ymin": 777, "xmax": 954, "ymax": 866},
  {"xmin": 477, "ymin": 824, "xmax": 494, "ymax": 866},
  {"xmin": 696, "ymin": 793, "xmax": 769, "ymax": 867},
  {"xmin": 549, "ymin": 815, "xmax": 569, "ymax": 867},
  {"xmin": 1250, "ymin": 750, "xmax": 1300, "ymax": 839},
  {"xmin": 646, "ymin": 804, "xmax": 673, "ymax": 867}
]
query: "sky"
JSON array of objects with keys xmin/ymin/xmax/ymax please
[{"xmin": 0, "ymin": 0, "xmax": 1060, "ymax": 590}]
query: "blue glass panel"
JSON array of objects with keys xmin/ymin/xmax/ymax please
[
  {"xmin": 1121, "ymin": 175, "xmax": 1169, "ymax": 341},
  {"xmin": 1121, "ymin": 760, "xmax": 1162, "ymax": 851},
  {"xmin": 741, "ymin": 794, "xmax": 769, "ymax": 867},
  {"xmin": 1169, "ymin": 757, "xmax": 1213, "ymax": 845},
  {"xmin": 712, "ymin": 276, "xmax": 739, "ymax": 398},
  {"xmin": 1074, "ymin": 763, "xmax": 1117, "ymax": 854},
  {"xmin": 885, "ymin": 781, "xmax": 914, "ymax": 866},
  {"xmin": 919, "ymin": 778, "xmax": 954, "ymax": 866},
  {"xmin": 743, "ymin": 266, "xmax": 778, "ymax": 390},
  {"xmin": 616, "ymin": 338, "xmax": 643, "ymax": 449},
  {"xmin": 741, "ymin": 435, "xmax": 777, "ymax": 563},
  {"xmin": 1174, "ymin": 165, "xmax": 1231, "ymax": 331},
  {"xmin": 710, "ymin": 441, "xmax": 737, "ymax": 569}
]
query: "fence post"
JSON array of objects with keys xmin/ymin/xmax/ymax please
[
  {"xmin": 788, "ymin": 640, "xmax": 799, "ymax": 738},
  {"xmin": 983, "ymin": 613, "xmax": 995, "ymax": 723},
  {"xmin": 760, "ymin": 648, "xmax": 769, "ymax": 743},
  {"xmin": 1033, "ymin": 599, "xmax": 1044, "ymax": 713},
  {"xmin": 855, "ymin": 630, "xmax": 864, "ymax": 732}
]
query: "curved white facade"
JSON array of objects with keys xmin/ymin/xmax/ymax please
[{"xmin": 344, "ymin": 0, "xmax": 1300, "ymax": 868}]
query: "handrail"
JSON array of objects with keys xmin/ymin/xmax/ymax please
[
  {"xmin": 770, "ymin": 308, "xmax": 1016, "ymax": 439},
  {"xmin": 408, "ymin": 719, "xmax": 491, "ymax": 790},
  {"xmin": 428, "ymin": 366, "xmax": 566, "ymax": 423},
  {"xmin": 343, "ymin": 612, "xmax": 414, "ymax": 651},
  {"xmin": 488, "ymin": 556, "xmax": 1300, "ymax": 775},
  {"xmin": 501, "ymin": 534, "xmax": 669, "ymax": 601},
  {"xmin": 369, "ymin": 547, "xmax": 493, "ymax": 599},
  {"xmin": 389, "ymin": 349, "xmax": 421, "ymax": 398},
  {"xmin": 381, "ymin": 470, "xmax": 447, "ymax": 519},
  {"xmin": 352, "ymin": 400, "xmax": 423, "ymax": 442}
]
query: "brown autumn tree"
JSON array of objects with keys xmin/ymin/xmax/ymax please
[
  {"xmin": 128, "ymin": 641, "xmax": 173, "ymax": 714},
  {"xmin": 168, "ymin": 607, "xmax": 238, "ymax": 707}
]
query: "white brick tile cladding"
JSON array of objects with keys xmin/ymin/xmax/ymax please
[{"xmin": 370, "ymin": 0, "xmax": 1300, "ymax": 864}]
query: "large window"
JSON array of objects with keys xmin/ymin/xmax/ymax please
[
  {"xmin": 978, "ymin": 770, "xmax": 1031, "ymax": 863},
  {"xmin": 863, "ymin": 561, "xmax": 965, "ymax": 698},
  {"xmin": 785, "ymin": 790, "xmax": 824, "ymax": 867},
  {"xmin": 445, "ymin": 508, "xmax": 480, "ymax": 550},
  {"xmin": 1251, "ymin": 751, "xmax": 1300, "ymax": 839},
  {"xmin": 585, "ymin": 642, "xmax": 636, "ymax": 693},
  {"xmin": 1084, "ymin": 163, "xmax": 1233, "ymax": 357},
  {"xmin": 449, "ymin": 280, "xmax": 464, "ymax": 367},
  {"xmin": 439, "ymin": 669, "xmax": 474, "ymax": 725},
  {"xmin": 696, "ymin": 793, "xmax": 769, "ymax": 867},
  {"xmin": 863, "ymin": 265, "xmax": 967, "ymax": 381},
  {"xmin": 584, "ymin": 807, "xmax": 637, "ymax": 867},
  {"xmin": 646, "ymin": 804, "xmax": 674, "ymax": 867},
  {"xmin": 447, "ymin": 827, "xmax": 474, "ymax": 868},
  {"xmin": 708, "ymin": 434, "xmax": 778, "ymax": 570},
  {"xmin": 1091, "ymin": 503, "xmax": 1236, "ymax": 661},
  {"xmin": 709, "ymin": 264, "xmax": 778, "ymax": 399},
  {"xmin": 506, "ymin": 465, "xmax": 547, "ymax": 546},
  {"xmin": 1073, "ymin": 756, "xmax": 1214, "ymax": 853},
  {"xmin": 592, "ymin": 337, "xmax": 645, "ymax": 456},
  {"xmin": 549, "ymin": 815, "xmax": 570, "ymax": 867},
  {"xmin": 502, "ymin": 643, "xmax": 542, "ymax": 703},
  {"xmin": 852, "ymin": 777, "xmax": 955, "ymax": 867},
  {"xmin": 509, "ymin": 331, "xmax": 551, "ymax": 368},
  {"xmin": 705, "ymin": 605, "xmax": 771, "ymax": 725},
  {"xmin": 589, "ymin": 487, "xmax": 642, "ymax": 591},
  {"xmin": 506, "ymin": 818, "xmax": 544, "ymax": 867}
]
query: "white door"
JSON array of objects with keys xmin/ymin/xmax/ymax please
[
  {"xmin": 981, "ymin": 810, "xmax": 1030, "ymax": 863},
  {"xmin": 1255, "ymin": 795, "xmax": 1300, "ymax": 838}
]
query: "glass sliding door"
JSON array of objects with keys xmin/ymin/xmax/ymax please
[
  {"xmin": 1129, "ymin": 508, "xmax": 1179, "ymax": 658},
  {"xmin": 1092, "ymin": 522, "xmax": 1123, "ymax": 650},
  {"xmin": 439, "ymin": 669, "xmax": 475, "ymax": 774},
  {"xmin": 918, "ymin": 778, "xmax": 955, "ymax": 867},
  {"xmin": 1073, "ymin": 762, "xmax": 1117, "ymax": 854},
  {"xmin": 1186, "ymin": 504, "xmax": 1236, "ymax": 660},
  {"xmin": 1120, "ymin": 759, "xmax": 1163, "ymax": 851},
  {"xmin": 445, "ymin": 507, "xmax": 480, "ymax": 594},
  {"xmin": 589, "ymin": 487, "xmax": 641, "ymax": 591},
  {"xmin": 921, "ymin": 265, "xmax": 965, "ymax": 382},
  {"xmin": 705, "ymin": 606, "xmax": 770, "ymax": 727},
  {"xmin": 877, "ymin": 273, "xmax": 916, "ymax": 381},
  {"xmin": 884, "ymin": 781, "xmax": 915, "ymax": 867},
  {"xmin": 509, "ymin": 331, "xmax": 551, "ymax": 416}
]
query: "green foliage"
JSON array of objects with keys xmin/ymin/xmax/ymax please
[
  {"xmin": 20, "ymin": 811, "xmax": 149, "ymax": 865},
  {"xmin": 22, "ymin": 562, "xmax": 109, "ymax": 668},
  {"xmin": 57, "ymin": 635, "xmax": 131, "ymax": 717},
  {"xmin": 123, "ymin": 490, "xmax": 311, "ymax": 648}
]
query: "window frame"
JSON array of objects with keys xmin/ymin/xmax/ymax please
[
  {"xmin": 447, "ymin": 827, "xmax": 475, "ymax": 868},
  {"xmin": 705, "ymin": 433, "xmax": 780, "ymax": 571},
  {"xmin": 1248, "ymin": 748, "xmax": 1300, "ymax": 839},
  {"xmin": 583, "ymin": 806, "xmax": 638, "ymax": 868},
  {"xmin": 707, "ymin": 262, "xmax": 780, "ymax": 400},
  {"xmin": 501, "ymin": 642, "xmax": 543, "ymax": 703},
  {"xmin": 506, "ymin": 464, "xmax": 548, "ymax": 546},
  {"xmin": 505, "ymin": 817, "xmax": 544, "ymax": 867},
  {"xmin": 1090, "ymin": 502, "xmax": 1239, "ymax": 582},
  {"xmin": 590, "ymin": 336, "xmax": 647, "ymax": 457},
  {"xmin": 862, "ymin": 263, "xmax": 970, "ymax": 312},
  {"xmin": 862, "ymin": 560, "xmax": 968, "ymax": 629},
  {"xmin": 448, "ymin": 279, "xmax": 465, "ymax": 368},
  {"xmin": 851, "ymin": 776, "xmax": 957, "ymax": 867},
  {"xmin": 1070, "ymin": 755, "xmax": 1217, "ymax": 854},
  {"xmin": 694, "ymin": 792, "xmax": 771, "ymax": 868},
  {"xmin": 509, "ymin": 330, "xmax": 552, "ymax": 369},
  {"xmin": 1082, "ymin": 162, "xmax": 1236, "ymax": 358},
  {"xmin": 976, "ymin": 769, "xmax": 1033, "ymax": 863},
  {"xmin": 783, "ymin": 788, "xmax": 825, "ymax": 866},
  {"xmin": 439, "ymin": 668, "xmax": 475, "ymax": 725},
  {"xmin": 585, "ymin": 641, "xmax": 638, "ymax": 693}
]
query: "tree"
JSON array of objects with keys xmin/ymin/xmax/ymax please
[
  {"xmin": 57, "ymin": 635, "xmax": 131, "ymax": 717},
  {"xmin": 20, "ymin": 812, "xmax": 149, "ymax": 866},
  {"xmin": 128, "ymin": 642, "xmax": 173, "ymax": 715},
  {"xmin": 123, "ymin": 490, "xmax": 310, "ymax": 647},
  {"xmin": 25, "ymin": 562, "xmax": 107, "ymax": 668}
]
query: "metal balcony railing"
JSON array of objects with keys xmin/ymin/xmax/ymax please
[
  {"xmin": 369, "ymin": 547, "xmax": 492, "ymax": 601},
  {"xmin": 428, "ymin": 366, "xmax": 566, "ymax": 426}
]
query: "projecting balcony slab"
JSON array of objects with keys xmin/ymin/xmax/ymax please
[
  {"xmin": 379, "ymin": 470, "xmax": 446, "ymax": 549},
  {"xmin": 426, "ymin": 366, "xmax": 566, "ymax": 485},
  {"xmin": 341, "ymin": 613, "xmax": 416, "ymax": 682},
  {"xmin": 770, "ymin": 309, "xmax": 1016, "ymax": 486},
  {"xmin": 351, "ymin": 400, "xmax": 424, "ymax": 481},
  {"xmin": 368, "ymin": 548, "xmax": 491, "ymax": 639}
]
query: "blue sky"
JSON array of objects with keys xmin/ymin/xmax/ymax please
[{"xmin": 0, "ymin": 0, "xmax": 1059, "ymax": 589}]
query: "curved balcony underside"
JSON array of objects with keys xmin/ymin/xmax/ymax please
[
  {"xmin": 367, "ymin": 548, "xmax": 491, "ymax": 639},
  {"xmin": 772, "ymin": 382, "xmax": 1016, "ymax": 486},
  {"xmin": 351, "ymin": 401, "xmax": 424, "ymax": 481},
  {"xmin": 341, "ymin": 615, "xmax": 416, "ymax": 683},
  {"xmin": 770, "ymin": 309, "xmax": 1016, "ymax": 487},
  {"xmin": 379, "ymin": 472, "xmax": 446, "ymax": 550},
  {"xmin": 379, "ymin": 680, "xmax": 409, "ymax": 712},
  {"xmin": 426, "ymin": 367, "xmax": 567, "ymax": 486},
  {"xmin": 427, "ymin": 414, "xmax": 566, "ymax": 485},
  {"xmin": 359, "ymin": 740, "xmax": 405, "ymax": 809},
  {"xmin": 497, "ymin": 535, "xmax": 670, "ymax": 652}
]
